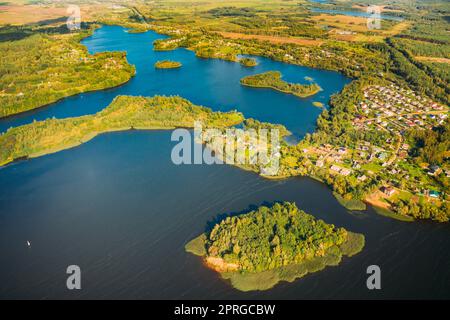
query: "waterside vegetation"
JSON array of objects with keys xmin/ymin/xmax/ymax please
[
  {"xmin": 239, "ymin": 57, "xmax": 258, "ymax": 67},
  {"xmin": 154, "ymin": 60, "xmax": 182, "ymax": 69},
  {"xmin": 240, "ymin": 71, "xmax": 321, "ymax": 98},
  {"xmin": 0, "ymin": 24, "xmax": 135, "ymax": 118},
  {"xmin": 186, "ymin": 202, "xmax": 365, "ymax": 291},
  {"xmin": 0, "ymin": 95, "xmax": 243, "ymax": 167}
]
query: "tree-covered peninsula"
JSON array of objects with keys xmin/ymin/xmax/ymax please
[
  {"xmin": 154, "ymin": 60, "xmax": 182, "ymax": 69},
  {"xmin": 0, "ymin": 26, "xmax": 135, "ymax": 118},
  {"xmin": 240, "ymin": 71, "xmax": 321, "ymax": 98},
  {"xmin": 0, "ymin": 95, "xmax": 243, "ymax": 167},
  {"xmin": 186, "ymin": 202, "xmax": 365, "ymax": 291}
]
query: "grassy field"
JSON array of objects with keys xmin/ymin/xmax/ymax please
[
  {"xmin": 0, "ymin": 2, "xmax": 107, "ymax": 25},
  {"xmin": 217, "ymin": 31, "xmax": 324, "ymax": 46},
  {"xmin": 414, "ymin": 56, "xmax": 450, "ymax": 64}
]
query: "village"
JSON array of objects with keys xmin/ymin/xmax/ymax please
[
  {"xmin": 299, "ymin": 83, "xmax": 449, "ymax": 204},
  {"xmin": 354, "ymin": 84, "xmax": 447, "ymax": 132}
]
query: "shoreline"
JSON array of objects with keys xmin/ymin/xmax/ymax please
[
  {"xmin": 0, "ymin": 74, "xmax": 135, "ymax": 123},
  {"xmin": 0, "ymin": 95, "xmax": 244, "ymax": 167},
  {"xmin": 187, "ymin": 230, "xmax": 365, "ymax": 292},
  {"xmin": 0, "ymin": 24, "xmax": 136, "ymax": 120},
  {"xmin": 1, "ymin": 25, "xmax": 442, "ymax": 224}
]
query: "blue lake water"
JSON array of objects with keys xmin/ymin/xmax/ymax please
[
  {"xmin": 0, "ymin": 26, "xmax": 449, "ymax": 299},
  {"xmin": 0, "ymin": 25, "xmax": 350, "ymax": 139}
]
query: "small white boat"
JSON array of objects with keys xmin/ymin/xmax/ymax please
[{"xmin": 26, "ymin": 241, "xmax": 31, "ymax": 247}]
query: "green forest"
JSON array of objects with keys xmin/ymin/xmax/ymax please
[
  {"xmin": 0, "ymin": 27, "xmax": 135, "ymax": 117},
  {"xmin": 240, "ymin": 71, "xmax": 321, "ymax": 98},
  {"xmin": 239, "ymin": 57, "xmax": 258, "ymax": 67},
  {"xmin": 0, "ymin": 95, "xmax": 244, "ymax": 167},
  {"xmin": 186, "ymin": 202, "xmax": 365, "ymax": 290},
  {"xmin": 187, "ymin": 202, "xmax": 364, "ymax": 272},
  {"xmin": 154, "ymin": 60, "xmax": 182, "ymax": 69}
]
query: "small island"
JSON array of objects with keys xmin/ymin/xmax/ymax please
[
  {"xmin": 312, "ymin": 101, "xmax": 324, "ymax": 108},
  {"xmin": 239, "ymin": 57, "xmax": 258, "ymax": 67},
  {"xmin": 154, "ymin": 60, "xmax": 182, "ymax": 69},
  {"xmin": 186, "ymin": 202, "xmax": 365, "ymax": 291},
  {"xmin": 240, "ymin": 71, "xmax": 321, "ymax": 98}
]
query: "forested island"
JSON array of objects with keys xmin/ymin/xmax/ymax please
[
  {"xmin": 186, "ymin": 202, "xmax": 365, "ymax": 291},
  {"xmin": 239, "ymin": 57, "xmax": 258, "ymax": 67},
  {"xmin": 154, "ymin": 60, "xmax": 182, "ymax": 69},
  {"xmin": 240, "ymin": 71, "xmax": 321, "ymax": 98},
  {"xmin": 0, "ymin": 95, "xmax": 243, "ymax": 167}
]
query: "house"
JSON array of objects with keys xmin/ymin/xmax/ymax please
[
  {"xmin": 340, "ymin": 168, "xmax": 351, "ymax": 176},
  {"xmin": 357, "ymin": 175, "xmax": 367, "ymax": 181},
  {"xmin": 316, "ymin": 159, "xmax": 324, "ymax": 168},
  {"xmin": 429, "ymin": 190, "xmax": 440, "ymax": 198},
  {"xmin": 330, "ymin": 165, "xmax": 341, "ymax": 172},
  {"xmin": 380, "ymin": 186, "xmax": 395, "ymax": 196},
  {"xmin": 377, "ymin": 152, "xmax": 387, "ymax": 160},
  {"xmin": 428, "ymin": 165, "xmax": 441, "ymax": 176}
]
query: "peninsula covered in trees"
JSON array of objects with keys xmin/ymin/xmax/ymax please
[
  {"xmin": 0, "ymin": 26, "xmax": 135, "ymax": 118},
  {"xmin": 0, "ymin": 95, "xmax": 243, "ymax": 167},
  {"xmin": 240, "ymin": 71, "xmax": 321, "ymax": 98},
  {"xmin": 186, "ymin": 202, "xmax": 365, "ymax": 291}
]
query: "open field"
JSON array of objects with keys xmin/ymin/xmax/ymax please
[
  {"xmin": 217, "ymin": 31, "xmax": 324, "ymax": 46},
  {"xmin": 0, "ymin": 4, "xmax": 67, "ymax": 25},
  {"xmin": 414, "ymin": 56, "xmax": 450, "ymax": 64},
  {"xmin": 0, "ymin": 2, "xmax": 108, "ymax": 25},
  {"xmin": 311, "ymin": 13, "xmax": 411, "ymax": 42}
]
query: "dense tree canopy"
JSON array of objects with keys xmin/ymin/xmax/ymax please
[
  {"xmin": 240, "ymin": 71, "xmax": 321, "ymax": 98},
  {"xmin": 204, "ymin": 202, "xmax": 349, "ymax": 272}
]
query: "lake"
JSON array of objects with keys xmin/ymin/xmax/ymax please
[
  {"xmin": 0, "ymin": 25, "xmax": 448, "ymax": 299},
  {"xmin": 0, "ymin": 25, "xmax": 349, "ymax": 139}
]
